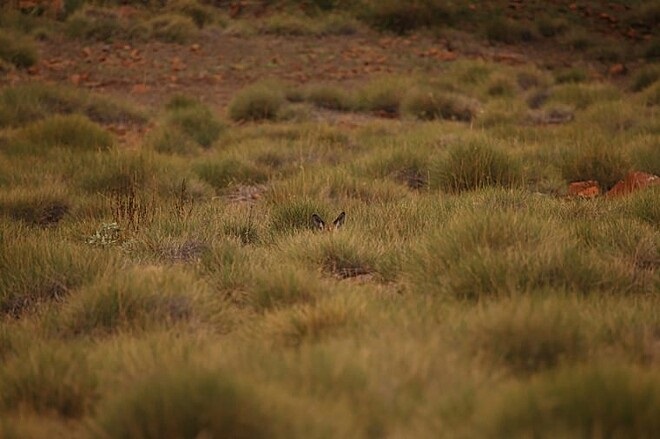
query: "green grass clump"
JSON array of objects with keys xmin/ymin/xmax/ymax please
[
  {"xmin": 194, "ymin": 157, "xmax": 268, "ymax": 190},
  {"xmin": 59, "ymin": 268, "xmax": 198, "ymax": 336},
  {"xmin": 166, "ymin": 0, "xmax": 218, "ymax": 28},
  {"xmin": 472, "ymin": 299, "xmax": 586, "ymax": 374},
  {"xmin": 16, "ymin": 114, "xmax": 113, "ymax": 153},
  {"xmin": 165, "ymin": 102, "xmax": 224, "ymax": 148},
  {"xmin": 0, "ymin": 345, "xmax": 97, "ymax": 417},
  {"xmin": 485, "ymin": 18, "xmax": 535, "ymax": 44},
  {"xmin": 483, "ymin": 364, "xmax": 660, "ymax": 438},
  {"xmin": 228, "ymin": 83, "xmax": 286, "ymax": 122},
  {"xmin": 0, "ymin": 230, "xmax": 113, "ymax": 316},
  {"xmin": 409, "ymin": 199, "xmax": 642, "ymax": 300},
  {"xmin": 432, "ymin": 140, "xmax": 522, "ymax": 192},
  {"xmin": 148, "ymin": 125, "xmax": 200, "ymax": 155},
  {"xmin": 95, "ymin": 364, "xmax": 285, "ymax": 439},
  {"xmin": 262, "ymin": 14, "xmax": 320, "ymax": 36},
  {"xmin": 548, "ymin": 83, "xmax": 621, "ymax": 110},
  {"xmin": 630, "ymin": 65, "xmax": 660, "ymax": 92},
  {"xmin": 359, "ymin": 0, "xmax": 454, "ymax": 34},
  {"xmin": 402, "ymin": 89, "xmax": 479, "ymax": 121},
  {"xmin": 555, "ymin": 67, "xmax": 588, "ymax": 84},
  {"xmin": 250, "ymin": 266, "xmax": 321, "ymax": 311},
  {"xmin": 0, "ymin": 29, "xmax": 37, "ymax": 68},
  {"xmin": 0, "ymin": 83, "xmax": 147, "ymax": 128},
  {"xmin": 642, "ymin": 82, "xmax": 660, "ymax": 107},
  {"xmin": 65, "ymin": 7, "xmax": 128, "ymax": 42},
  {"xmin": 355, "ymin": 76, "xmax": 408, "ymax": 115},
  {"xmin": 270, "ymin": 199, "xmax": 326, "ymax": 233},
  {"xmin": 305, "ymin": 84, "xmax": 354, "ymax": 111},
  {"xmin": 148, "ymin": 13, "xmax": 197, "ymax": 43},
  {"xmin": 0, "ymin": 187, "xmax": 70, "ymax": 226},
  {"xmin": 560, "ymin": 143, "xmax": 630, "ymax": 190},
  {"xmin": 76, "ymin": 149, "xmax": 160, "ymax": 195}
]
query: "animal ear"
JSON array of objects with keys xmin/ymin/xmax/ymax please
[
  {"xmin": 311, "ymin": 213, "xmax": 326, "ymax": 230},
  {"xmin": 333, "ymin": 212, "xmax": 346, "ymax": 229}
]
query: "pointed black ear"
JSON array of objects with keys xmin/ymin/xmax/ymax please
[
  {"xmin": 311, "ymin": 213, "xmax": 326, "ymax": 230},
  {"xmin": 333, "ymin": 211, "xmax": 346, "ymax": 229}
]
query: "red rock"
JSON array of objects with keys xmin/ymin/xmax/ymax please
[
  {"xmin": 568, "ymin": 180, "xmax": 601, "ymax": 198},
  {"xmin": 131, "ymin": 83, "xmax": 149, "ymax": 94},
  {"xmin": 609, "ymin": 64, "xmax": 627, "ymax": 76},
  {"xmin": 607, "ymin": 172, "xmax": 660, "ymax": 197}
]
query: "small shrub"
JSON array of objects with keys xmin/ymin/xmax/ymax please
[
  {"xmin": 228, "ymin": 83, "xmax": 286, "ymax": 122},
  {"xmin": 148, "ymin": 14, "xmax": 197, "ymax": 43},
  {"xmin": 432, "ymin": 140, "xmax": 522, "ymax": 192},
  {"xmin": 0, "ymin": 345, "xmax": 97, "ymax": 417},
  {"xmin": 555, "ymin": 67, "xmax": 588, "ymax": 84},
  {"xmin": 17, "ymin": 114, "xmax": 113, "ymax": 153},
  {"xmin": 305, "ymin": 84, "xmax": 354, "ymax": 111},
  {"xmin": 0, "ymin": 29, "xmax": 37, "ymax": 68},
  {"xmin": 95, "ymin": 365, "xmax": 284, "ymax": 438},
  {"xmin": 483, "ymin": 364, "xmax": 660, "ymax": 438},
  {"xmin": 59, "ymin": 268, "xmax": 198, "ymax": 336},
  {"xmin": 194, "ymin": 158, "xmax": 267, "ymax": 190},
  {"xmin": 560, "ymin": 144, "xmax": 630, "ymax": 190},
  {"xmin": 166, "ymin": 104, "xmax": 224, "ymax": 148},
  {"xmin": 402, "ymin": 89, "xmax": 479, "ymax": 121}
]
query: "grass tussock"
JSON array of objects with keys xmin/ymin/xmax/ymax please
[
  {"xmin": 250, "ymin": 266, "xmax": 322, "ymax": 311},
  {"xmin": 0, "ymin": 83, "xmax": 147, "ymax": 128},
  {"xmin": 305, "ymin": 84, "xmax": 354, "ymax": 111},
  {"xmin": 0, "ymin": 186, "xmax": 70, "ymax": 226},
  {"xmin": 58, "ymin": 268, "xmax": 200, "ymax": 336},
  {"xmin": 162, "ymin": 96, "xmax": 225, "ymax": 148},
  {"xmin": 407, "ymin": 204, "xmax": 635, "ymax": 300},
  {"xmin": 15, "ymin": 114, "xmax": 113, "ymax": 153},
  {"xmin": 0, "ymin": 29, "xmax": 38, "ymax": 68},
  {"xmin": 95, "ymin": 364, "xmax": 288, "ymax": 439},
  {"xmin": 402, "ymin": 89, "xmax": 479, "ymax": 121},
  {"xmin": 472, "ymin": 298, "xmax": 586, "ymax": 374},
  {"xmin": 228, "ymin": 82, "xmax": 286, "ymax": 122},
  {"xmin": 560, "ymin": 142, "xmax": 630, "ymax": 190},
  {"xmin": 482, "ymin": 364, "xmax": 660, "ymax": 438},
  {"xmin": 432, "ymin": 140, "xmax": 522, "ymax": 192},
  {"xmin": 0, "ymin": 230, "xmax": 114, "ymax": 316},
  {"xmin": 0, "ymin": 344, "xmax": 97, "ymax": 418}
]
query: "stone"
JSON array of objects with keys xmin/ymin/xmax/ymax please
[
  {"xmin": 568, "ymin": 180, "xmax": 600, "ymax": 198},
  {"xmin": 607, "ymin": 172, "xmax": 659, "ymax": 197}
]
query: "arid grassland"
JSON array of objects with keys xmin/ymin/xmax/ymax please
[{"xmin": 1, "ymin": 1, "xmax": 659, "ymax": 438}]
